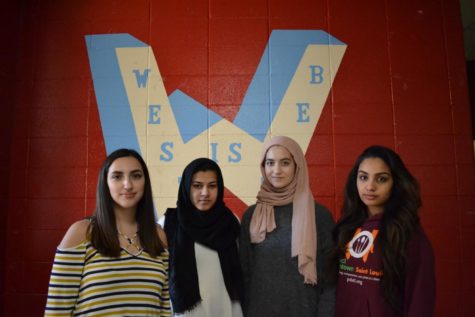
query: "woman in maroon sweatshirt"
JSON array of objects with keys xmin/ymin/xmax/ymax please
[{"xmin": 330, "ymin": 145, "xmax": 435, "ymax": 317}]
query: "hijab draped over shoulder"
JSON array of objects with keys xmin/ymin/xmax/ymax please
[
  {"xmin": 249, "ymin": 136, "xmax": 318, "ymax": 284},
  {"xmin": 164, "ymin": 158, "xmax": 243, "ymax": 313}
]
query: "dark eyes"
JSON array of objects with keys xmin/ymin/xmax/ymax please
[
  {"xmin": 110, "ymin": 173, "xmax": 143, "ymax": 180},
  {"xmin": 192, "ymin": 183, "xmax": 217, "ymax": 188},
  {"xmin": 132, "ymin": 173, "xmax": 143, "ymax": 179},
  {"xmin": 377, "ymin": 176, "xmax": 388, "ymax": 183},
  {"xmin": 358, "ymin": 174, "xmax": 389, "ymax": 183},
  {"xmin": 265, "ymin": 160, "xmax": 291, "ymax": 166}
]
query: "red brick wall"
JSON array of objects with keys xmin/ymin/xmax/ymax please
[
  {"xmin": 0, "ymin": 1, "xmax": 21, "ymax": 316},
  {"xmin": 2, "ymin": 0, "xmax": 474, "ymax": 316}
]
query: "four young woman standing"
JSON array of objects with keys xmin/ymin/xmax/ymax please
[{"xmin": 45, "ymin": 141, "xmax": 435, "ymax": 316}]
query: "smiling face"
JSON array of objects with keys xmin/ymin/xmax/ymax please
[
  {"xmin": 107, "ymin": 156, "xmax": 145, "ymax": 213},
  {"xmin": 264, "ymin": 145, "xmax": 296, "ymax": 189},
  {"xmin": 190, "ymin": 170, "xmax": 219, "ymax": 212},
  {"xmin": 356, "ymin": 157, "xmax": 394, "ymax": 216}
]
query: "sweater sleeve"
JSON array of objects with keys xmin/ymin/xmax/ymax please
[
  {"xmin": 239, "ymin": 205, "xmax": 255, "ymax": 313},
  {"xmin": 315, "ymin": 203, "xmax": 336, "ymax": 317},
  {"xmin": 44, "ymin": 243, "xmax": 86, "ymax": 317},
  {"xmin": 404, "ymin": 228, "xmax": 436, "ymax": 317}
]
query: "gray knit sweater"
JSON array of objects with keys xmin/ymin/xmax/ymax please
[{"xmin": 239, "ymin": 202, "xmax": 335, "ymax": 317}]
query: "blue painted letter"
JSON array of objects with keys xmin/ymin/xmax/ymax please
[
  {"xmin": 297, "ymin": 103, "xmax": 310, "ymax": 122},
  {"xmin": 160, "ymin": 142, "xmax": 174, "ymax": 161},
  {"xmin": 309, "ymin": 65, "xmax": 323, "ymax": 84},
  {"xmin": 211, "ymin": 143, "xmax": 218, "ymax": 162},
  {"xmin": 133, "ymin": 69, "xmax": 151, "ymax": 88},
  {"xmin": 148, "ymin": 105, "xmax": 161, "ymax": 124},
  {"xmin": 228, "ymin": 143, "xmax": 242, "ymax": 163}
]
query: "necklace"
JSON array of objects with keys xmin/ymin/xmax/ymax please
[{"xmin": 118, "ymin": 231, "xmax": 142, "ymax": 253}]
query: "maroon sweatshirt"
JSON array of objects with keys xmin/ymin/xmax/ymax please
[{"xmin": 335, "ymin": 214, "xmax": 435, "ymax": 317}]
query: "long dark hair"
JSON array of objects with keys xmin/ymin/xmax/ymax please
[
  {"xmin": 330, "ymin": 145, "xmax": 421, "ymax": 313},
  {"xmin": 89, "ymin": 148, "xmax": 165, "ymax": 257}
]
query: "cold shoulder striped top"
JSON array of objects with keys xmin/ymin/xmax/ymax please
[{"xmin": 45, "ymin": 240, "xmax": 171, "ymax": 316}]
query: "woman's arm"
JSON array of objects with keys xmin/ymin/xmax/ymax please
[
  {"xmin": 44, "ymin": 220, "xmax": 89, "ymax": 316},
  {"xmin": 239, "ymin": 206, "xmax": 255, "ymax": 313},
  {"xmin": 315, "ymin": 204, "xmax": 336, "ymax": 317},
  {"xmin": 404, "ymin": 228, "xmax": 436, "ymax": 317},
  {"xmin": 159, "ymin": 237, "xmax": 172, "ymax": 316}
]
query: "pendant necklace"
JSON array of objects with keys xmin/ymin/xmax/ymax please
[{"xmin": 118, "ymin": 231, "xmax": 142, "ymax": 253}]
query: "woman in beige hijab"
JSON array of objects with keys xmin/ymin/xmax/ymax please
[{"xmin": 239, "ymin": 136, "xmax": 335, "ymax": 317}]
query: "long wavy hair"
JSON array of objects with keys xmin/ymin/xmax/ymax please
[
  {"xmin": 89, "ymin": 148, "xmax": 165, "ymax": 257},
  {"xmin": 330, "ymin": 145, "xmax": 421, "ymax": 313}
]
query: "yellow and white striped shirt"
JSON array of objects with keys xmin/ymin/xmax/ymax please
[{"xmin": 45, "ymin": 241, "xmax": 171, "ymax": 316}]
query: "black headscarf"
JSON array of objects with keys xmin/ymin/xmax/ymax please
[{"xmin": 164, "ymin": 158, "xmax": 243, "ymax": 313}]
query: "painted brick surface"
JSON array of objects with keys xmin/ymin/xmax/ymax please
[{"xmin": 1, "ymin": 0, "xmax": 475, "ymax": 316}]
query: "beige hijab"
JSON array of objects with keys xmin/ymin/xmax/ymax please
[{"xmin": 249, "ymin": 136, "xmax": 317, "ymax": 284}]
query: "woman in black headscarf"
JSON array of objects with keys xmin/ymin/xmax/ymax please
[{"xmin": 163, "ymin": 158, "xmax": 243, "ymax": 317}]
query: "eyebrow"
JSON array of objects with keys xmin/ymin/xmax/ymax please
[
  {"xmin": 110, "ymin": 169, "xmax": 143, "ymax": 174},
  {"xmin": 192, "ymin": 180, "xmax": 217, "ymax": 183},
  {"xmin": 266, "ymin": 158, "xmax": 292, "ymax": 161},
  {"xmin": 357, "ymin": 170, "xmax": 391, "ymax": 176}
]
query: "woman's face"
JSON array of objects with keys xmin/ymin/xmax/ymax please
[
  {"xmin": 264, "ymin": 145, "xmax": 296, "ymax": 189},
  {"xmin": 190, "ymin": 170, "xmax": 219, "ymax": 212},
  {"xmin": 107, "ymin": 156, "xmax": 145, "ymax": 212},
  {"xmin": 356, "ymin": 157, "xmax": 394, "ymax": 216}
]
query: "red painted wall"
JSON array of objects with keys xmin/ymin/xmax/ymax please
[
  {"xmin": 2, "ymin": 0, "xmax": 474, "ymax": 316},
  {"xmin": 1, "ymin": 1, "xmax": 21, "ymax": 315}
]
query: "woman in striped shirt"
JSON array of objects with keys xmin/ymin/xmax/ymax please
[{"xmin": 45, "ymin": 148, "xmax": 171, "ymax": 316}]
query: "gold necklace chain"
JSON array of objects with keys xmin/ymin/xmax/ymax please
[{"xmin": 118, "ymin": 231, "xmax": 142, "ymax": 252}]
